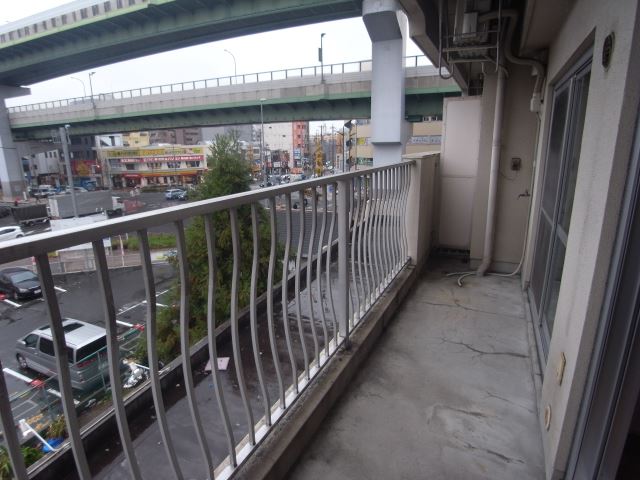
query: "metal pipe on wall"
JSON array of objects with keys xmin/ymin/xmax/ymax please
[{"xmin": 477, "ymin": 66, "xmax": 506, "ymax": 276}]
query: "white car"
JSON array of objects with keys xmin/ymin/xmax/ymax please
[{"xmin": 0, "ymin": 226, "xmax": 24, "ymax": 242}]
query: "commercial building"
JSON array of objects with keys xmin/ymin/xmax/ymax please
[{"xmin": 99, "ymin": 144, "xmax": 207, "ymax": 188}]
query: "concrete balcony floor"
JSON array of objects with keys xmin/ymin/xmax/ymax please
[{"xmin": 288, "ymin": 259, "xmax": 545, "ymax": 480}]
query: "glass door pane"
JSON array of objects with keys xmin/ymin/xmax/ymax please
[
  {"xmin": 529, "ymin": 56, "xmax": 591, "ymax": 358},
  {"xmin": 530, "ymin": 87, "xmax": 570, "ymax": 313}
]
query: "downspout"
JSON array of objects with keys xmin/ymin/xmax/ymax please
[
  {"xmin": 477, "ymin": 66, "xmax": 506, "ymax": 276},
  {"xmin": 477, "ymin": 10, "xmax": 546, "ymax": 276}
]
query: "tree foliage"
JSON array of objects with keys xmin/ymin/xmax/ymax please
[{"xmin": 136, "ymin": 134, "xmax": 280, "ymax": 364}]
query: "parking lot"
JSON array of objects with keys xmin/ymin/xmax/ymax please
[{"xmin": 0, "ymin": 264, "xmax": 175, "ymax": 398}]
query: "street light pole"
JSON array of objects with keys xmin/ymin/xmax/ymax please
[
  {"xmin": 319, "ymin": 33, "xmax": 326, "ymax": 83},
  {"xmin": 70, "ymin": 77, "xmax": 86, "ymax": 97},
  {"xmin": 88, "ymin": 71, "xmax": 96, "ymax": 108},
  {"xmin": 260, "ymin": 98, "xmax": 266, "ymax": 180},
  {"xmin": 224, "ymin": 49, "xmax": 237, "ymax": 84}
]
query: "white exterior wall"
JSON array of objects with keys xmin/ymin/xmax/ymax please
[
  {"xmin": 522, "ymin": 1, "xmax": 640, "ymax": 478},
  {"xmin": 263, "ymin": 122, "xmax": 292, "ymax": 153},
  {"xmin": 439, "ymin": 97, "xmax": 481, "ymax": 249}
]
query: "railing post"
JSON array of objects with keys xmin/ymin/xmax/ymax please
[{"xmin": 337, "ymin": 178, "xmax": 351, "ymax": 349}]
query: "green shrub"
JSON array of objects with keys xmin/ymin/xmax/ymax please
[
  {"xmin": 134, "ymin": 133, "xmax": 283, "ymax": 365},
  {"xmin": 0, "ymin": 445, "xmax": 45, "ymax": 479},
  {"xmin": 46, "ymin": 415, "xmax": 66, "ymax": 439}
]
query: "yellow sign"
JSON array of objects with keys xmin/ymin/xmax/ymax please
[{"xmin": 105, "ymin": 146, "xmax": 204, "ymax": 158}]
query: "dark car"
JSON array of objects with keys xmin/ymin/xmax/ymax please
[
  {"xmin": 0, "ymin": 267, "xmax": 42, "ymax": 301},
  {"xmin": 177, "ymin": 190, "xmax": 188, "ymax": 201}
]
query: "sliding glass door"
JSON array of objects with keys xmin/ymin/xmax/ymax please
[{"xmin": 530, "ymin": 57, "xmax": 591, "ymax": 357}]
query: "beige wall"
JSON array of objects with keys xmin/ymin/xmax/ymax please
[
  {"xmin": 470, "ymin": 65, "xmax": 538, "ymax": 271},
  {"xmin": 522, "ymin": 0, "xmax": 640, "ymax": 478}
]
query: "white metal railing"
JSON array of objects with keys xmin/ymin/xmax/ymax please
[
  {"xmin": 6, "ymin": 56, "xmax": 430, "ymax": 114},
  {"xmin": 0, "ymin": 163, "xmax": 412, "ymax": 479}
]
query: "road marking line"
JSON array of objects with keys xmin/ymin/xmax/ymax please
[
  {"xmin": 3, "ymin": 368, "xmax": 32, "ymax": 383},
  {"xmin": 54, "ymin": 286, "xmax": 67, "ymax": 293},
  {"xmin": 117, "ymin": 302, "xmax": 144, "ymax": 315},
  {"xmin": 142, "ymin": 300, "xmax": 168, "ymax": 308},
  {"xmin": 3, "ymin": 299, "xmax": 21, "ymax": 308},
  {"xmin": 116, "ymin": 320, "xmax": 134, "ymax": 327},
  {"xmin": 156, "ymin": 289, "xmax": 169, "ymax": 297}
]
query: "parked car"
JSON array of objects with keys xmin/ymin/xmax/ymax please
[
  {"xmin": 16, "ymin": 319, "xmax": 121, "ymax": 392},
  {"xmin": 61, "ymin": 186, "xmax": 89, "ymax": 194},
  {"xmin": 0, "ymin": 267, "xmax": 41, "ymax": 301},
  {"xmin": 177, "ymin": 190, "xmax": 188, "ymax": 201},
  {"xmin": 32, "ymin": 185, "xmax": 56, "ymax": 199},
  {"xmin": 0, "ymin": 225, "xmax": 24, "ymax": 242},
  {"xmin": 164, "ymin": 188, "xmax": 186, "ymax": 200}
]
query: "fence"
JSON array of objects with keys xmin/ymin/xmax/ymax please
[{"xmin": 0, "ymin": 162, "xmax": 413, "ymax": 479}]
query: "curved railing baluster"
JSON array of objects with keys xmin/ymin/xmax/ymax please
[
  {"xmin": 402, "ymin": 164, "xmax": 411, "ymax": 261},
  {"xmin": 356, "ymin": 175, "xmax": 367, "ymax": 316},
  {"xmin": 203, "ymin": 216, "xmax": 237, "ymax": 467},
  {"xmin": 267, "ymin": 197, "xmax": 286, "ymax": 408},
  {"xmin": 35, "ymin": 254, "xmax": 92, "ymax": 480},
  {"xmin": 137, "ymin": 229, "xmax": 184, "ymax": 478},
  {"xmin": 92, "ymin": 240, "xmax": 142, "ymax": 480},
  {"xmin": 317, "ymin": 184, "xmax": 329, "ymax": 358},
  {"xmin": 175, "ymin": 219, "xmax": 214, "ymax": 477},
  {"xmin": 250, "ymin": 204, "xmax": 271, "ymax": 426},
  {"xmin": 294, "ymin": 190, "xmax": 310, "ymax": 380},
  {"xmin": 0, "ymin": 358, "xmax": 29, "ymax": 480},
  {"xmin": 382, "ymin": 169, "xmax": 392, "ymax": 284},
  {"xmin": 229, "ymin": 208, "xmax": 256, "ymax": 445},
  {"xmin": 282, "ymin": 193, "xmax": 298, "ymax": 393},
  {"xmin": 306, "ymin": 190, "xmax": 320, "ymax": 367},
  {"xmin": 325, "ymin": 183, "xmax": 338, "ymax": 342},
  {"xmin": 350, "ymin": 176, "xmax": 362, "ymax": 321}
]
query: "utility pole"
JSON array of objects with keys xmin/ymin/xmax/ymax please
[{"xmin": 60, "ymin": 126, "xmax": 79, "ymax": 218}]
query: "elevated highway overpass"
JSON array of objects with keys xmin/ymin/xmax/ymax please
[
  {"xmin": 7, "ymin": 57, "xmax": 459, "ymax": 141},
  {"xmin": 0, "ymin": 0, "xmax": 364, "ymax": 87}
]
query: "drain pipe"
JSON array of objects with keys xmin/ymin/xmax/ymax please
[{"xmin": 477, "ymin": 65, "xmax": 506, "ymax": 276}]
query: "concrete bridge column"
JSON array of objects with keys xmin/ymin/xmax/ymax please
[
  {"xmin": 363, "ymin": 0, "xmax": 408, "ymax": 166},
  {"xmin": 0, "ymin": 86, "xmax": 30, "ymax": 200}
]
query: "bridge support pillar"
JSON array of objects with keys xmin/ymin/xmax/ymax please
[
  {"xmin": 0, "ymin": 86, "xmax": 30, "ymax": 200},
  {"xmin": 363, "ymin": 0, "xmax": 408, "ymax": 166}
]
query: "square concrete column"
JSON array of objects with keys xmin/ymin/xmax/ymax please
[
  {"xmin": 0, "ymin": 85, "xmax": 31, "ymax": 200},
  {"xmin": 403, "ymin": 152, "xmax": 439, "ymax": 270},
  {"xmin": 363, "ymin": 0, "xmax": 409, "ymax": 166}
]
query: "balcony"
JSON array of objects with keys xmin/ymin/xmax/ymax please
[
  {"xmin": 0, "ymin": 154, "xmax": 543, "ymax": 479},
  {"xmin": 287, "ymin": 259, "xmax": 544, "ymax": 479}
]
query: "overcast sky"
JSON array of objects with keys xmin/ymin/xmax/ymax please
[{"xmin": 3, "ymin": 1, "xmax": 426, "ymax": 134}]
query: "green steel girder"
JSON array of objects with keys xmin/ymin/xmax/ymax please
[
  {"xmin": 10, "ymin": 89, "xmax": 460, "ymax": 141},
  {"xmin": 0, "ymin": 0, "xmax": 363, "ymax": 86}
]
